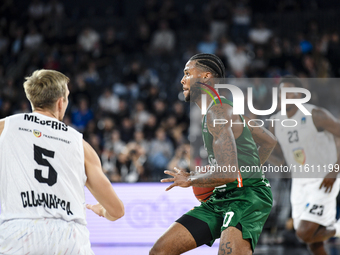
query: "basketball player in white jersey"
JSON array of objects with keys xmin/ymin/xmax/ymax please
[
  {"xmin": 270, "ymin": 76, "xmax": 340, "ymax": 255},
  {"xmin": 0, "ymin": 69, "xmax": 124, "ymax": 254}
]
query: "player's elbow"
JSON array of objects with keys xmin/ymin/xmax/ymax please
[
  {"xmin": 110, "ymin": 201, "xmax": 125, "ymax": 220},
  {"xmin": 268, "ymin": 136, "xmax": 277, "ymax": 148},
  {"xmin": 117, "ymin": 202, "xmax": 125, "ymax": 218}
]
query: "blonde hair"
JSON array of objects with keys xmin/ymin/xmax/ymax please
[{"xmin": 24, "ymin": 69, "xmax": 69, "ymax": 110}]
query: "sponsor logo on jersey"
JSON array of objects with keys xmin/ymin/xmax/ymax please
[
  {"xmin": 33, "ymin": 129, "xmax": 42, "ymax": 138},
  {"xmin": 301, "ymin": 117, "xmax": 306, "ymax": 124},
  {"xmin": 293, "ymin": 147, "xmax": 306, "ymax": 165}
]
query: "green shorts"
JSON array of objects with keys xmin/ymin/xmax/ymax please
[{"xmin": 185, "ymin": 185, "xmax": 273, "ymax": 251}]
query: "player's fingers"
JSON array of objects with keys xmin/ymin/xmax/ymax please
[
  {"xmin": 319, "ymin": 182, "xmax": 325, "ymax": 189},
  {"xmin": 325, "ymin": 185, "xmax": 329, "ymax": 193},
  {"xmin": 165, "ymin": 183, "xmax": 176, "ymax": 191},
  {"xmin": 329, "ymin": 184, "xmax": 333, "ymax": 193},
  {"xmin": 164, "ymin": 170, "xmax": 176, "ymax": 176},
  {"xmin": 174, "ymin": 167, "xmax": 181, "ymax": 173},
  {"xmin": 161, "ymin": 177, "xmax": 175, "ymax": 183},
  {"xmin": 86, "ymin": 204, "xmax": 92, "ymax": 209}
]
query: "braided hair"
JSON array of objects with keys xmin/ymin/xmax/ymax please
[{"xmin": 189, "ymin": 53, "xmax": 226, "ymax": 78}]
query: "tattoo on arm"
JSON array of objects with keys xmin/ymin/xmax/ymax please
[{"xmin": 190, "ymin": 104, "xmax": 238, "ymax": 187}]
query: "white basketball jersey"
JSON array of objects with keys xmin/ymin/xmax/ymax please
[
  {"xmin": 272, "ymin": 104, "xmax": 337, "ymax": 181},
  {"xmin": 0, "ymin": 113, "xmax": 87, "ymax": 225}
]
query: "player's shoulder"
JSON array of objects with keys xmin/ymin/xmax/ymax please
[
  {"xmin": 5, "ymin": 113, "xmax": 27, "ymax": 120},
  {"xmin": 66, "ymin": 124, "xmax": 83, "ymax": 136}
]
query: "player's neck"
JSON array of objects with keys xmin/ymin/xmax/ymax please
[
  {"xmin": 286, "ymin": 106, "xmax": 299, "ymax": 118},
  {"xmin": 195, "ymin": 96, "xmax": 213, "ymax": 112},
  {"xmin": 33, "ymin": 109, "xmax": 59, "ymax": 120}
]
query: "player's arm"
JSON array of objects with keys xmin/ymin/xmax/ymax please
[
  {"xmin": 267, "ymin": 121, "xmax": 286, "ymax": 166},
  {"xmin": 195, "ymin": 103, "xmax": 238, "ymax": 186},
  {"xmin": 312, "ymin": 108, "xmax": 340, "ymax": 192},
  {"xmin": 312, "ymin": 108, "xmax": 340, "ymax": 137},
  {"xmin": 84, "ymin": 140, "xmax": 124, "ymax": 221},
  {"xmin": 161, "ymin": 104, "xmax": 237, "ymax": 190},
  {"xmin": 243, "ymin": 116, "xmax": 277, "ymax": 165},
  {"xmin": 0, "ymin": 119, "xmax": 5, "ymax": 136}
]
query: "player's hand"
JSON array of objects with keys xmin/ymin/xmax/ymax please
[
  {"xmin": 86, "ymin": 203, "xmax": 105, "ymax": 217},
  {"xmin": 161, "ymin": 167, "xmax": 191, "ymax": 191},
  {"xmin": 319, "ymin": 171, "xmax": 338, "ymax": 193}
]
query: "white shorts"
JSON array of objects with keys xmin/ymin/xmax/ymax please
[
  {"xmin": 0, "ymin": 218, "xmax": 94, "ymax": 255},
  {"xmin": 291, "ymin": 178, "xmax": 340, "ymax": 230}
]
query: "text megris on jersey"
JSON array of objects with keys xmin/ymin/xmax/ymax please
[{"xmin": 24, "ymin": 114, "xmax": 68, "ymax": 131}]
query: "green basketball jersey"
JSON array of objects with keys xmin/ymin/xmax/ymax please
[{"xmin": 202, "ymin": 97, "xmax": 270, "ymax": 191}]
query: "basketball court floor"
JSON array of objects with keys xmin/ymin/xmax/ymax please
[{"xmin": 91, "ymin": 243, "xmax": 340, "ymax": 255}]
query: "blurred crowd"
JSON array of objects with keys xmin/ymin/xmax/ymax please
[{"xmin": 0, "ymin": 0, "xmax": 340, "ymax": 183}]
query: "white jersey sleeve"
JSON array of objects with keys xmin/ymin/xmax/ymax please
[{"xmin": 0, "ymin": 113, "xmax": 87, "ymax": 225}]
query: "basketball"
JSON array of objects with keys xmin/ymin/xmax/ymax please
[
  {"xmin": 192, "ymin": 186, "xmax": 214, "ymax": 202},
  {"xmin": 192, "ymin": 166, "xmax": 214, "ymax": 202}
]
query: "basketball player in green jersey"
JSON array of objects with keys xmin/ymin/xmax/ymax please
[{"xmin": 150, "ymin": 54, "xmax": 277, "ymax": 255}]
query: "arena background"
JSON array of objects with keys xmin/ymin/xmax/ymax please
[{"xmin": 1, "ymin": 0, "xmax": 340, "ymax": 254}]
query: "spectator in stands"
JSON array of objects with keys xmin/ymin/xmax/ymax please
[
  {"xmin": 71, "ymin": 97, "xmax": 94, "ymax": 132},
  {"xmin": 28, "ymin": 0, "xmax": 44, "ymax": 21},
  {"xmin": 24, "ymin": 27, "xmax": 43, "ymax": 50},
  {"xmin": 98, "ymin": 88, "xmax": 120, "ymax": 115},
  {"xmin": 135, "ymin": 21, "xmax": 151, "ymax": 53},
  {"xmin": 114, "ymin": 142, "xmax": 146, "ymax": 182},
  {"xmin": 150, "ymin": 20, "xmax": 175, "ymax": 54},
  {"xmin": 10, "ymin": 28, "xmax": 24, "ymax": 56},
  {"xmin": 133, "ymin": 101, "xmax": 150, "ymax": 130},
  {"xmin": 143, "ymin": 114, "xmax": 158, "ymax": 141},
  {"xmin": 249, "ymin": 47, "xmax": 267, "ymax": 76},
  {"xmin": 197, "ymin": 33, "xmax": 217, "ymax": 54},
  {"xmin": 101, "ymin": 27, "xmax": 122, "ymax": 58},
  {"xmin": 249, "ymin": 21, "xmax": 272, "ymax": 45},
  {"xmin": 168, "ymin": 143, "xmax": 191, "ymax": 173},
  {"xmin": 82, "ymin": 62, "xmax": 100, "ymax": 85},
  {"xmin": 44, "ymin": 0, "xmax": 64, "ymax": 18},
  {"xmin": 133, "ymin": 130, "xmax": 150, "ymax": 153},
  {"xmin": 149, "ymin": 127, "xmax": 173, "ymax": 179},
  {"xmin": 119, "ymin": 118, "xmax": 135, "ymax": 143},
  {"xmin": 140, "ymin": 0, "xmax": 160, "ymax": 32},
  {"xmin": 231, "ymin": 4, "xmax": 251, "ymax": 41},
  {"xmin": 78, "ymin": 26, "xmax": 100, "ymax": 53},
  {"xmin": 206, "ymin": 0, "xmax": 231, "ymax": 41},
  {"xmin": 43, "ymin": 54, "xmax": 60, "ymax": 70},
  {"xmin": 221, "ymin": 36, "xmax": 237, "ymax": 59},
  {"xmin": 104, "ymin": 129, "xmax": 126, "ymax": 155},
  {"xmin": 227, "ymin": 43, "xmax": 250, "ymax": 76},
  {"xmin": 152, "ymin": 99, "xmax": 168, "ymax": 126}
]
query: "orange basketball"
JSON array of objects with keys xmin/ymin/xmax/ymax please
[
  {"xmin": 192, "ymin": 186, "xmax": 214, "ymax": 202},
  {"xmin": 192, "ymin": 166, "xmax": 214, "ymax": 202}
]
